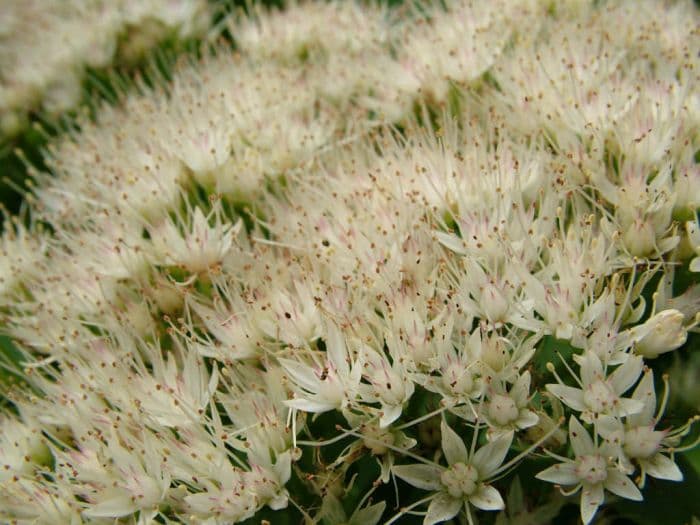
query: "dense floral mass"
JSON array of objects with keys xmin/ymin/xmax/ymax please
[
  {"xmin": 0, "ymin": 0, "xmax": 209, "ymax": 137},
  {"xmin": 0, "ymin": 1, "xmax": 699, "ymax": 524}
]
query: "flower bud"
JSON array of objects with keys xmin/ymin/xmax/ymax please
[{"xmin": 633, "ymin": 309, "xmax": 687, "ymax": 359}]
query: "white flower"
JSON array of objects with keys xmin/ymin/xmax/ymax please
[
  {"xmin": 536, "ymin": 416, "xmax": 642, "ymax": 525},
  {"xmin": 359, "ymin": 345, "xmax": 415, "ymax": 428},
  {"xmin": 547, "ymin": 351, "xmax": 644, "ymax": 423},
  {"xmin": 597, "ymin": 370, "xmax": 685, "ymax": 486},
  {"xmin": 392, "ymin": 421, "xmax": 513, "ymax": 525},
  {"xmin": 150, "ymin": 205, "xmax": 240, "ymax": 274},
  {"xmin": 280, "ymin": 323, "xmax": 362, "ymax": 413},
  {"xmin": 483, "ymin": 372, "xmax": 539, "ymax": 436}
]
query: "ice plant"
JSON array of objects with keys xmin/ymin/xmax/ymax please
[
  {"xmin": 0, "ymin": 1, "xmax": 698, "ymax": 524},
  {"xmin": 0, "ymin": 0, "xmax": 210, "ymax": 137},
  {"xmin": 536, "ymin": 417, "xmax": 643, "ymax": 525}
]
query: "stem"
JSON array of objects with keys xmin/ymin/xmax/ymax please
[
  {"xmin": 492, "ymin": 417, "xmax": 565, "ymax": 477},
  {"xmin": 384, "ymin": 494, "xmax": 435, "ymax": 525},
  {"xmin": 395, "ymin": 405, "xmax": 447, "ymax": 430}
]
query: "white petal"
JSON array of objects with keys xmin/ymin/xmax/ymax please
[
  {"xmin": 569, "ymin": 416, "xmax": 594, "ymax": 457},
  {"xmin": 434, "ymin": 231, "xmax": 467, "ymax": 255},
  {"xmin": 690, "ymin": 257, "xmax": 700, "ymax": 272},
  {"xmin": 616, "ymin": 397, "xmax": 645, "ymax": 418},
  {"xmin": 284, "ymin": 398, "xmax": 336, "ymax": 413},
  {"xmin": 472, "ymin": 431, "xmax": 513, "ymax": 477},
  {"xmin": 642, "ymin": 453, "xmax": 683, "ymax": 481},
  {"xmin": 547, "ymin": 384, "xmax": 586, "ymax": 411},
  {"xmin": 536, "ymin": 462, "xmax": 579, "ymax": 485},
  {"xmin": 578, "ymin": 351, "xmax": 604, "ymax": 387},
  {"xmin": 628, "ymin": 370, "xmax": 656, "ymax": 426},
  {"xmin": 380, "ymin": 404, "xmax": 402, "ymax": 428},
  {"xmin": 511, "ymin": 371, "xmax": 531, "ymax": 406},
  {"xmin": 469, "ymin": 484, "xmax": 505, "ymax": 511},
  {"xmin": 279, "ymin": 358, "xmax": 320, "ymax": 392},
  {"xmin": 580, "ymin": 483, "xmax": 604, "ymax": 525},
  {"xmin": 515, "ymin": 410, "xmax": 539, "ymax": 429},
  {"xmin": 83, "ymin": 494, "xmax": 137, "ymax": 518},
  {"xmin": 326, "ymin": 323, "xmax": 349, "ymax": 377},
  {"xmin": 392, "ymin": 464, "xmax": 444, "ymax": 491},
  {"xmin": 441, "ymin": 420, "xmax": 467, "ymax": 466},
  {"xmin": 424, "ymin": 493, "xmax": 462, "ymax": 525},
  {"xmin": 609, "ymin": 355, "xmax": 643, "ymax": 395},
  {"xmin": 351, "ymin": 502, "xmax": 386, "ymax": 525},
  {"xmin": 605, "ymin": 470, "xmax": 642, "ymax": 501}
]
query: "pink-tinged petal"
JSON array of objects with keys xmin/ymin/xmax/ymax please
[
  {"xmin": 605, "ymin": 469, "xmax": 642, "ymax": 501},
  {"xmin": 469, "ymin": 484, "xmax": 505, "ymax": 511},
  {"xmin": 472, "ymin": 431, "xmax": 513, "ymax": 477},
  {"xmin": 441, "ymin": 420, "xmax": 467, "ymax": 466},
  {"xmin": 547, "ymin": 384, "xmax": 586, "ymax": 411},
  {"xmin": 642, "ymin": 454, "xmax": 683, "ymax": 481},
  {"xmin": 609, "ymin": 355, "xmax": 643, "ymax": 396},
  {"xmin": 580, "ymin": 483, "xmax": 604, "ymax": 525},
  {"xmin": 536, "ymin": 462, "xmax": 579, "ymax": 485},
  {"xmin": 628, "ymin": 370, "xmax": 656, "ymax": 426},
  {"xmin": 569, "ymin": 416, "xmax": 594, "ymax": 457},
  {"xmin": 577, "ymin": 351, "xmax": 604, "ymax": 387},
  {"xmin": 424, "ymin": 493, "xmax": 462, "ymax": 525},
  {"xmin": 392, "ymin": 464, "xmax": 443, "ymax": 491}
]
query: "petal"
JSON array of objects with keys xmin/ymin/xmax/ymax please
[
  {"xmin": 569, "ymin": 416, "xmax": 594, "ymax": 457},
  {"xmin": 472, "ymin": 431, "xmax": 513, "ymax": 477},
  {"xmin": 628, "ymin": 370, "xmax": 656, "ymax": 426},
  {"xmin": 326, "ymin": 323, "xmax": 349, "ymax": 377},
  {"xmin": 470, "ymin": 484, "xmax": 505, "ymax": 511},
  {"xmin": 511, "ymin": 371, "xmax": 531, "ymax": 406},
  {"xmin": 424, "ymin": 493, "xmax": 462, "ymax": 525},
  {"xmin": 580, "ymin": 483, "xmax": 604, "ymax": 525},
  {"xmin": 515, "ymin": 410, "xmax": 539, "ymax": 429},
  {"xmin": 380, "ymin": 404, "xmax": 402, "ymax": 428},
  {"xmin": 616, "ymin": 397, "xmax": 644, "ymax": 418},
  {"xmin": 84, "ymin": 494, "xmax": 137, "ymax": 518},
  {"xmin": 642, "ymin": 453, "xmax": 683, "ymax": 481},
  {"xmin": 547, "ymin": 384, "xmax": 586, "ymax": 411},
  {"xmin": 578, "ymin": 351, "xmax": 604, "ymax": 387},
  {"xmin": 279, "ymin": 358, "xmax": 319, "ymax": 392},
  {"xmin": 536, "ymin": 462, "xmax": 579, "ymax": 485},
  {"xmin": 351, "ymin": 502, "xmax": 386, "ymax": 525},
  {"xmin": 441, "ymin": 420, "xmax": 467, "ymax": 466},
  {"xmin": 392, "ymin": 464, "xmax": 444, "ymax": 491},
  {"xmin": 605, "ymin": 470, "xmax": 642, "ymax": 501},
  {"xmin": 284, "ymin": 398, "xmax": 336, "ymax": 413},
  {"xmin": 609, "ymin": 355, "xmax": 643, "ymax": 396},
  {"xmin": 690, "ymin": 257, "xmax": 700, "ymax": 272},
  {"xmin": 434, "ymin": 231, "xmax": 468, "ymax": 255}
]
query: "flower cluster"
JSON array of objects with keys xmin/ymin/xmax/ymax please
[
  {"xmin": 0, "ymin": 1, "xmax": 699, "ymax": 524},
  {"xmin": 0, "ymin": 0, "xmax": 210, "ymax": 137}
]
